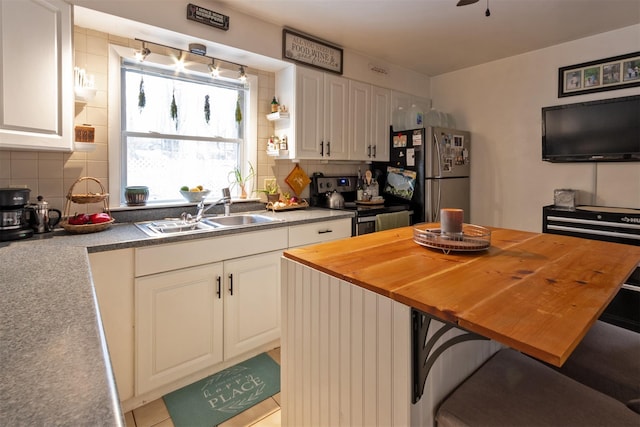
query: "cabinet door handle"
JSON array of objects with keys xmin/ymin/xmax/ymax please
[
  {"xmin": 367, "ymin": 145, "xmax": 371, "ymax": 157},
  {"xmin": 318, "ymin": 229, "xmax": 333, "ymax": 234},
  {"xmin": 216, "ymin": 276, "xmax": 221, "ymax": 299},
  {"xmin": 320, "ymin": 141, "xmax": 324, "ymax": 156},
  {"xmin": 228, "ymin": 273, "xmax": 233, "ymax": 296},
  {"xmin": 327, "ymin": 141, "xmax": 331, "ymax": 156},
  {"xmin": 372, "ymin": 145, "xmax": 377, "ymax": 158}
]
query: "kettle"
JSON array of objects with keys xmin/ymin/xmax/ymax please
[
  {"xmin": 327, "ymin": 191, "xmax": 345, "ymax": 209},
  {"xmin": 25, "ymin": 196, "xmax": 61, "ymax": 233}
]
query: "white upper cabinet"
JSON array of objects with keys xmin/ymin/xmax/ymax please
[
  {"xmin": 322, "ymin": 73, "xmax": 349, "ymax": 160},
  {"xmin": 292, "ymin": 67, "xmax": 348, "ymax": 160},
  {"xmin": 350, "ymin": 82, "xmax": 391, "ymax": 162},
  {"xmin": 275, "ymin": 65, "xmax": 396, "ymax": 162},
  {"xmin": 349, "ymin": 80, "xmax": 371, "ymax": 161},
  {"xmin": 370, "ymin": 85, "xmax": 391, "ymax": 162},
  {"xmin": 294, "ymin": 67, "xmax": 324, "ymax": 158},
  {"xmin": 0, "ymin": 0, "xmax": 73, "ymax": 151}
]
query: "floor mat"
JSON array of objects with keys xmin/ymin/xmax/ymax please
[{"xmin": 163, "ymin": 352, "xmax": 280, "ymax": 426}]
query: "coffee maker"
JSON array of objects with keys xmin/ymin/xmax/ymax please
[{"xmin": 0, "ymin": 188, "xmax": 34, "ymax": 241}]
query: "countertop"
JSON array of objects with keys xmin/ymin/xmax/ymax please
[
  {"xmin": 0, "ymin": 207, "xmax": 352, "ymax": 426},
  {"xmin": 284, "ymin": 225, "xmax": 640, "ymax": 366}
]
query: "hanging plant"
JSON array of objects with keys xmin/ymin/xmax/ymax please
[
  {"xmin": 235, "ymin": 94, "xmax": 242, "ymax": 123},
  {"xmin": 138, "ymin": 76, "xmax": 146, "ymax": 112},
  {"xmin": 204, "ymin": 95, "xmax": 210, "ymax": 124},
  {"xmin": 170, "ymin": 89, "xmax": 178, "ymax": 130}
]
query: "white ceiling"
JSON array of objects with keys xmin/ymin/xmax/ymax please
[
  {"xmin": 74, "ymin": 0, "xmax": 640, "ymax": 77},
  {"xmin": 213, "ymin": 0, "xmax": 640, "ymax": 76}
]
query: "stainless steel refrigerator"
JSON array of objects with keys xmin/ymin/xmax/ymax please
[{"xmin": 377, "ymin": 126, "xmax": 471, "ymax": 224}]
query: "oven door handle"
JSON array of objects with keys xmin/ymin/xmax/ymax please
[{"xmin": 357, "ymin": 216, "xmax": 377, "ymax": 223}]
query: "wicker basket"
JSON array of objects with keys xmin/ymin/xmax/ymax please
[
  {"xmin": 67, "ymin": 177, "xmax": 109, "ymax": 203},
  {"xmin": 60, "ymin": 218, "xmax": 115, "ymax": 234},
  {"xmin": 62, "ymin": 177, "xmax": 114, "ymax": 234}
]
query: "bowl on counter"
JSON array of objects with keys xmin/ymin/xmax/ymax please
[{"xmin": 180, "ymin": 189, "xmax": 211, "ymax": 203}]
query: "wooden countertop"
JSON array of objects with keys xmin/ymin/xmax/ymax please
[{"xmin": 283, "ymin": 225, "xmax": 640, "ymax": 366}]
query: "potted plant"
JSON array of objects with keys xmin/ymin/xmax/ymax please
[
  {"xmin": 228, "ymin": 162, "xmax": 256, "ymax": 199},
  {"xmin": 256, "ymin": 178, "xmax": 280, "ymax": 203}
]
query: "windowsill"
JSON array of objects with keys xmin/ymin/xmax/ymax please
[{"xmin": 110, "ymin": 197, "xmax": 262, "ymax": 212}]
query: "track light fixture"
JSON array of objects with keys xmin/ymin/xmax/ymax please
[
  {"xmin": 208, "ymin": 59, "xmax": 220, "ymax": 78},
  {"xmin": 135, "ymin": 42, "xmax": 151, "ymax": 62},
  {"xmin": 134, "ymin": 38, "xmax": 247, "ymax": 81}
]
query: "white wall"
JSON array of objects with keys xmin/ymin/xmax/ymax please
[{"xmin": 431, "ymin": 24, "xmax": 640, "ymax": 232}]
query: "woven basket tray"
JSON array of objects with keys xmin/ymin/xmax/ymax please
[
  {"xmin": 62, "ymin": 177, "xmax": 114, "ymax": 234},
  {"xmin": 60, "ymin": 218, "xmax": 114, "ymax": 234}
]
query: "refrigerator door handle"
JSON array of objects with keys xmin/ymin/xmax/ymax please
[
  {"xmin": 433, "ymin": 133, "xmax": 443, "ymax": 177},
  {"xmin": 434, "ymin": 179, "xmax": 441, "ymax": 221}
]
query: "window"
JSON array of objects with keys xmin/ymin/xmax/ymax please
[{"xmin": 111, "ymin": 47, "xmax": 256, "ymax": 206}]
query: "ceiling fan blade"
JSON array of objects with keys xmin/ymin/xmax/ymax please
[{"xmin": 457, "ymin": 0, "xmax": 479, "ymax": 5}]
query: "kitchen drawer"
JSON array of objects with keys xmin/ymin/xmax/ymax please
[
  {"xmin": 135, "ymin": 228, "xmax": 288, "ymax": 277},
  {"xmin": 288, "ymin": 218, "xmax": 352, "ymax": 248}
]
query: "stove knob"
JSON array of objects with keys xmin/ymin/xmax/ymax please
[{"xmin": 326, "ymin": 182, "xmax": 332, "ymax": 189}]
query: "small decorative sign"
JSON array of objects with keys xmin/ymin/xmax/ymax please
[
  {"xmin": 558, "ymin": 51, "xmax": 640, "ymax": 97},
  {"xmin": 282, "ymin": 29, "xmax": 343, "ymax": 74},
  {"xmin": 187, "ymin": 3, "xmax": 229, "ymax": 31}
]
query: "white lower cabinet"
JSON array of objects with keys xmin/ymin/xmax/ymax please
[
  {"xmin": 133, "ymin": 228, "xmax": 287, "ymax": 396},
  {"xmin": 223, "ymin": 250, "xmax": 282, "ymax": 360},
  {"xmin": 135, "ymin": 263, "xmax": 225, "ymax": 395},
  {"xmin": 288, "ymin": 218, "xmax": 352, "ymax": 247}
]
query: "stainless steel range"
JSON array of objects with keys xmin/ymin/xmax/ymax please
[
  {"xmin": 310, "ymin": 174, "xmax": 412, "ymax": 235},
  {"xmin": 543, "ymin": 205, "xmax": 640, "ymax": 332}
]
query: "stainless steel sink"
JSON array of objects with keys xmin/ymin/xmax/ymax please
[
  {"xmin": 203, "ymin": 214, "xmax": 283, "ymax": 227},
  {"xmin": 135, "ymin": 214, "xmax": 283, "ymax": 237},
  {"xmin": 135, "ymin": 219, "xmax": 220, "ymax": 237}
]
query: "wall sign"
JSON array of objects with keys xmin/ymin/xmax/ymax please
[
  {"xmin": 558, "ymin": 51, "xmax": 640, "ymax": 97},
  {"xmin": 282, "ymin": 29, "xmax": 343, "ymax": 74},
  {"xmin": 187, "ymin": 4, "xmax": 229, "ymax": 31}
]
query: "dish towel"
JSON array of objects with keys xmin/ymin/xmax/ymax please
[{"xmin": 375, "ymin": 211, "xmax": 410, "ymax": 231}]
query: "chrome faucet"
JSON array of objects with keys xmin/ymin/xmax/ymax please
[
  {"xmin": 196, "ymin": 187, "xmax": 231, "ymax": 220},
  {"xmin": 182, "ymin": 188, "xmax": 231, "ymax": 223}
]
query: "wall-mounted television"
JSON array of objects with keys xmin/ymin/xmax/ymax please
[{"xmin": 542, "ymin": 95, "xmax": 640, "ymax": 162}]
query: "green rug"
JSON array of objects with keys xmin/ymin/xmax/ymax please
[{"xmin": 163, "ymin": 353, "xmax": 281, "ymax": 427}]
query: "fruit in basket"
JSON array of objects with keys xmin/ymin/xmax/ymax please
[
  {"xmin": 89, "ymin": 213, "xmax": 111, "ymax": 224},
  {"xmin": 289, "ymin": 196, "xmax": 299, "ymax": 204},
  {"xmin": 68, "ymin": 213, "xmax": 90, "ymax": 225},
  {"xmin": 180, "ymin": 185, "xmax": 189, "ymax": 191}
]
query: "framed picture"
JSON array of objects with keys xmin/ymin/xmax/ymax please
[
  {"xmin": 282, "ymin": 28, "xmax": 343, "ymax": 74},
  {"xmin": 558, "ymin": 52, "xmax": 640, "ymax": 97}
]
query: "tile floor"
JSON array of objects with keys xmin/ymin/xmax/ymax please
[{"xmin": 124, "ymin": 348, "xmax": 282, "ymax": 427}]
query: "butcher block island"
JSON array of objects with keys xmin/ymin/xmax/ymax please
[{"xmin": 280, "ymin": 225, "xmax": 640, "ymax": 426}]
